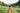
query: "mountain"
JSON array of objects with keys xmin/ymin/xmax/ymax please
[
  {"xmin": 11, "ymin": 0, "xmax": 20, "ymax": 7},
  {"xmin": 0, "ymin": 1, "xmax": 9, "ymax": 6}
]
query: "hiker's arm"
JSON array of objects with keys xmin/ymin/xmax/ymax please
[
  {"xmin": 6, "ymin": 9, "xmax": 8, "ymax": 11},
  {"xmin": 6, "ymin": 8, "xmax": 9, "ymax": 11}
]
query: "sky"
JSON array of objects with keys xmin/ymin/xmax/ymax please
[{"xmin": 0, "ymin": 0, "xmax": 19, "ymax": 5}]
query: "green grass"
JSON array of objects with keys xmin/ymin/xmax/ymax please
[{"xmin": 0, "ymin": 5, "xmax": 20, "ymax": 13}]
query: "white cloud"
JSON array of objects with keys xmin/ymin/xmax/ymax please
[{"xmin": 1, "ymin": 0, "xmax": 19, "ymax": 5}]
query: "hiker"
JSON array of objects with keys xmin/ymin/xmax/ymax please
[{"xmin": 7, "ymin": 5, "xmax": 13, "ymax": 13}]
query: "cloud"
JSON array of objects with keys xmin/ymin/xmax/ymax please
[{"xmin": 1, "ymin": 0, "xmax": 19, "ymax": 5}]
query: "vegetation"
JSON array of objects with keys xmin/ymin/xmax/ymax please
[{"xmin": 0, "ymin": 1, "xmax": 20, "ymax": 13}]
